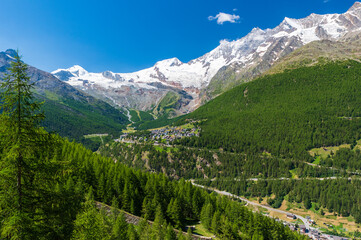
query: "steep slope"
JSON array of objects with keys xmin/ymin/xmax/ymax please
[
  {"xmin": 201, "ymin": 2, "xmax": 361, "ymax": 100},
  {"xmin": 266, "ymin": 30, "xmax": 361, "ymax": 74},
  {"xmin": 0, "ymin": 49, "xmax": 129, "ymax": 143},
  {"xmin": 178, "ymin": 60, "xmax": 361, "ymax": 159},
  {"xmin": 53, "ymin": 2, "xmax": 361, "ymax": 115}
]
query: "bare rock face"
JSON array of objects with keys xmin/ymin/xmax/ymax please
[{"xmin": 52, "ymin": 2, "xmax": 361, "ymax": 116}]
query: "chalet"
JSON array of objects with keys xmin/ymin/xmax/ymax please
[
  {"xmin": 299, "ymin": 225, "xmax": 307, "ymax": 233},
  {"xmin": 308, "ymin": 219, "xmax": 315, "ymax": 225},
  {"xmin": 286, "ymin": 213, "xmax": 296, "ymax": 219},
  {"xmin": 289, "ymin": 225, "xmax": 296, "ymax": 231},
  {"xmin": 310, "ymin": 229, "xmax": 320, "ymax": 239}
]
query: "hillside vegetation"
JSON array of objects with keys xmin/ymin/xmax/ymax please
[{"xmin": 179, "ymin": 60, "xmax": 361, "ymax": 159}]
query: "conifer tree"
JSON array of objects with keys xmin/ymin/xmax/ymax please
[
  {"xmin": 167, "ymin": 198, "xmax": 182, "ymax": 228},
  {"xmin": 127, "ymin": 224, "xmax": 138, "ymax": 240},
  {"xmin": 152, "ymin": 205, "xmax": 166, "ymax": 240},
  {"xmin": 72, "ymin": 189, "xmax": 109, "ymax": 240},
  {"xmin": 0, "ymin": 50, "xmax": 68, "ymax": 239},
  {"xmin": 112, "ymin": 213, "xmax": 128, "ymax": 240},
  {"xmin": 176, "ymin": 229, "xmax": 185, "ymax": 240},
  {"xmin": 165, "ymin": 224, "xmax": 177, "ymax": 240},
  {"xmin": 186, "ymin": 228, "xmax": 192, "ymax": 240},
  {"xmin": 200, "ymin": 203, "xmax": 214, "ymax": 229}
]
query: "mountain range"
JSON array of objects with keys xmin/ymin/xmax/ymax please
[
  {"xmin": 0, "ymin": 49, "xmax": 128, "ymax": 145},
  {"xmin": 52, "ymin": 2, "xmax": 361, "ymax": 118}
]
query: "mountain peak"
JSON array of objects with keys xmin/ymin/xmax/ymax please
[
  {"xmin": 5, "ymin": 49, "xmax": 17, "ymax": 58},
  {"xmin": 52, "ymin": 65, "xmax": 88, "ymax": 78},
  {"xmin": 282, "ymin": 17, "xmax": 301, "ymax": 29},
  {"xmin": 348, "ymin": 2, "xmax": 361, "ymax": 12},
  {"xmin": 67, "ymin": 65, "xmax": 88, "ymax": 76},
  {"xmin": 155, "ymin": 57, "xmax": 182, "ymax": 67},
  {"xmin": 69, "ymin": 65, "xmax": 86, "ymax": 71}
]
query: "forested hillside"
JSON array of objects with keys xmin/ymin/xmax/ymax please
[
  {"xmin": 0, "ymin": 116, "xmax": 306, "ymax": 239},
  {"xmin": 0, "ymin": 52, "xmax": 306, "ymax": 240},
  {"xmin": 179, "ymin": 60, "xmax": 361, "ymax": 159}
]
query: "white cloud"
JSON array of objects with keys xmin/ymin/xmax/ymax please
[{"xmin": 208, "ymin": 12, "xmax": 240, "ymax": 25}]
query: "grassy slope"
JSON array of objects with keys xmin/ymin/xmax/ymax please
[
  {"xmin": 129, "ymin": 109, "xmax": 154, "ymax": 123},
  {"xmin": 153, "ymin": 91, "xmax": 180, "ymax": 117},
  {"xmin": 133, "ymin": 92, "xmax": 181, "ymax": 129}
]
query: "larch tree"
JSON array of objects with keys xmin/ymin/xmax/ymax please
[{"xmin": 0, "ymin": 51, "xmax": 72, "ymax": 239}]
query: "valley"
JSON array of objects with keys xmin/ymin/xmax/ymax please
[
  {"xmin": 3, "ymin": 1, "xmax": 361, "ymax": 240},
  {"xmin": 95, "ymin": 59, "xmax": 361, "ymax": 238}
]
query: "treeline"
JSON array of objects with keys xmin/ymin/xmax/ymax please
[
  {"xmin": 176, "ymin": 61, "xmax": 361, "ymax": 159},
  {"xmin": 197, "ymin": 178, "xmax": 361, "ymax": 223},
  {"xmin": 99, "ymin": 142, "xmax": 343, "ymax": 179}
]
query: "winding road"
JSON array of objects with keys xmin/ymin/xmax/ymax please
[{"xmin": 191, "ymin": 181, "xmax": 312, "ymax": 230}]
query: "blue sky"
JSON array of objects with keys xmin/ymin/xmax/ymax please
[{"xmin": 0, "ymin": 0, "xmax": 357, "ymax": 73}]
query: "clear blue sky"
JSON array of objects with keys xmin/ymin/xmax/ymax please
[{"xmin": 0, "ymin": 0, "xmax": 357, "ymax": 73}]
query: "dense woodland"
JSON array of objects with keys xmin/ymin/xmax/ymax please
[
  {"xmin": 0, "ymin": 127, "xmax": 307, "ymax": 239},
  {"xmin": 196, "ymin": 178, "xmax": 361, "ymax": 224},
  {"xmin": 0, "ymin": 52, "xmax": 307, "ymax": 239},
  {"xmin": 65, "ymin": 140, "xmax": 306, "ymax": 239},
  {"xmin": 175, "ymin": 61, "xmax": 361, "ymax": 160}
]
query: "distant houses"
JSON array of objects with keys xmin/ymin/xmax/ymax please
[
  {"xmin": 286, "ymin": 213, "xmax": 296, "ymax": 219},
  {"xmin": 117, "ymin": 126, "xmax": 200, "ymax": 144}
]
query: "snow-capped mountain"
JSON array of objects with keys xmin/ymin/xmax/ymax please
[{"xmin": 53, "ymin": 2, "xmax": 361, "ymax": 116}]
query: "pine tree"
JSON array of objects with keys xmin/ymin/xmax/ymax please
[
  {"xmin": 72, "ymin": 190, "xmax": 109, "ymax": 240},
  {"xmin": 122, "ymin": 182, "xmax": 131, "ymax": 212},
  {"xmin": 186, "ymin": 227, "xmax": 192, "ymax": 240},
  {"xmin": 112, "ymin": 213, "xmax": 128, "ymax": 240},
  {"xmin": 127, "ymin": 224, "xmax": 138, "ymax": 240},
  {"xmin": 151, "ymin": 205, "xmax": 166, "ymax": 240},
  {"xmin": 200, "ymin": 203, "xmax": 213, "ymax": 229},
  {"xmin": 167, "ymin": 198, "xmax": 182, "ymax": 228},
  {"xmin": 211, "ymin": 211, "xmax": 220, "ymax": 234},
  {"xmin": 0, "ymin": 50, "xmax": 68, "ymax": 239},
  {"xmin": 111, "ymin": 196, "xmax": 120, "ymax": 219},
  {"xmin": 176, "ymin": 229, "xmax": 186, "ymax": 240},
  {"xmin": 165, "ymin": 224, "xmax": 177, "ymax": 240}
]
